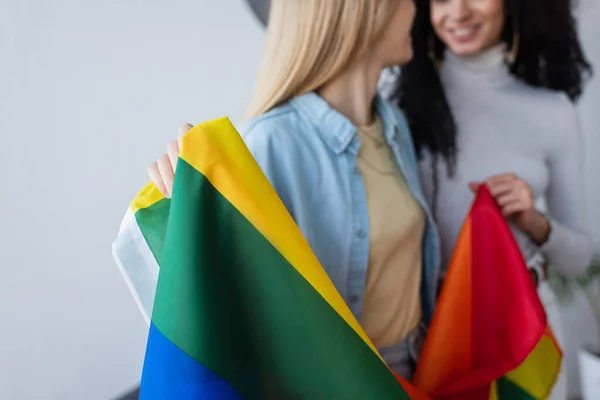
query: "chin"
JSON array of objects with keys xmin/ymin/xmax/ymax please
[{"xmin": 446, "ymin": 42, "xmax": 485, "ymax": 57}]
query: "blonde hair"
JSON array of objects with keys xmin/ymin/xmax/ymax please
[{"xmin": 246, "ymin": 0, "xmax": 397, "ymax": 118}]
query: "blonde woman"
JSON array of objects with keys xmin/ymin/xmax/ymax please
[{"xmin": 145, "ymin": 0, "xmax": 440, "ymax": 378}]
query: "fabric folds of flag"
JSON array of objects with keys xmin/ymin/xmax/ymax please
[
  {"xmin": 413, "ymin": 187, "xmax": 562, "ymax": 400},
  {"xmin": 113, "ymin": 117, "xmax": 430, "ymax": 399}
]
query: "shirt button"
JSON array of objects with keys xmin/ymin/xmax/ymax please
[
  {"xmin": 356, "ymin": 230, "xmax": 366, "ymax": 239},
  {"xmin": 349, "ymin": 295, "xmax": 360, "ymax": 304},
  {"xmin": 354, "ymin": 166, "xmax": 361, "ymax": 175}
]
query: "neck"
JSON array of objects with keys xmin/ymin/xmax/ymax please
[
  {"xmin": 441, "ymin": 44, "xmax": 511, "ymax": 87},
  {"xmin": 318, "ymin": 57, "xmax": 382, "ymax": 127}
]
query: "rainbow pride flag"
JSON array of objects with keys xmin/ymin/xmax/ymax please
[
  {"xmin": 113, "ymin": 117, "xmax": 429, "ymax": 399},
  {"xmin": 413, "ymin": 187, "xmax": 562, "ymax": 399}
]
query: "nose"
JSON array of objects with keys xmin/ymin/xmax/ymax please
[{"xmin": 449, "ymin": 0, "xmax": 471, "ymax": 22}]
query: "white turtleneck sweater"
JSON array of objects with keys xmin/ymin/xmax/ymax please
[{"xmin": 414, "ymin": 45, "xmax": 594, "ymax": 277}]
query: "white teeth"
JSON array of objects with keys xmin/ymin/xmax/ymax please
[{"xmin": 453, "ymin": 27, "xmax": 475, "ymax": 37}]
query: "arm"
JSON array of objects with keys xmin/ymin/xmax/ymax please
[{"xmin": 539, "ymin": 102, "xmax": 594, "ymax": 276}]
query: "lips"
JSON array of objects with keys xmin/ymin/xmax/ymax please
[{"xmin": 447, "ymin": 25, "xmax": 481, "ymax": 43}]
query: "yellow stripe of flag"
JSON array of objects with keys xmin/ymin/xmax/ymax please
[
  {"xmin": 130, "ymin": 182, "xmax": 165, "ymax": 214},
  {"xmin": 504, "ymin": 331, "xmax": 562, "ymax": 399},
  {"xmin": 179, "ymin": 117, "xmax": 383, "ymax": 361},
  {"xmin": 489, "ymin": 381, "xmax": 498, "ymax": 400}
]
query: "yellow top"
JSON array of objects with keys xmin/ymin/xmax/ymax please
[{"xmin": 357, "ymin": 115, "xmax": 425, "ymax": 348}]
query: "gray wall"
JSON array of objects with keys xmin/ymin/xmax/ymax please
[
  {"xmin": 0, "ymin": 0, "xmax": 263, "ymax": 399},
  {"xmin": 563, "ymin": 3, "xmax": 600, "ymax": 398},
  {"xmin": 0, "ymin": 0, "xmax": 598, "ymax": 399}
]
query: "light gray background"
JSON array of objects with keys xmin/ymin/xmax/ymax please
[{"xmin": 0, "ymin": 0, "xmax": 598, "ymax": 399}]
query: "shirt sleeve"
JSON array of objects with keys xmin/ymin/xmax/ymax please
[
  {"xmin": 241, "ymin": 120, "xmax": 299, "ymax": 219},
  {"xmin": 540, "ymin": 99, "xmax": 594, "ymax": 276}
]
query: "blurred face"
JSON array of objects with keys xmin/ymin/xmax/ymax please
[
  {"xmin": 430, "ymin": 0, "xmax": 504, "ymax": 56},
  {"xmin": 373, "ymin": 0, "xmax": 417, "ymax": 66}
]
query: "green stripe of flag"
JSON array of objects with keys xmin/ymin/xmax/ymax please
[
  {"xmin": 135, "ymin": 198, "xmax": 170, "ymax": 264},
  {"xmin": 150, "ymin": 159, "xmax": 410, "ymax": 399},
  {"xmin": 496, "ymin": 377, "xmax": 536, "ymax": 399}
]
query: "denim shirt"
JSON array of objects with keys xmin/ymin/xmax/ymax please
[{"xmin": 241, "ymin": 92, "xmax": 441, "ymax": 332}]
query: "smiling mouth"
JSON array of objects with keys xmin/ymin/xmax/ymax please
[{"xmin": 448, "ymin": 25, "xmax": 481, "ymax": 42}]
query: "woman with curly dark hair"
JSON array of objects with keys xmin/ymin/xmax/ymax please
[{"xmin": 390, "ymin": 0, "xmax": 594, "ymax": 397}]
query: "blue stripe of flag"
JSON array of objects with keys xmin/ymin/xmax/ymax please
[{"xmin": 140, "ymin": 323, "xmax": 243, "ymax": 399}]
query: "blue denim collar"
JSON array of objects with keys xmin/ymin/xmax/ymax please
[{"xmin": 290, "ymin": 91, "xmax": 400, "ymax": 155}]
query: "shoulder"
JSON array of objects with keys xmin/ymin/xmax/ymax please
[
  {"xmin": 510, "ymin": 82, "xmax": 581, "ymax": 146},
  {"xmin": 514, "ymin": 83, "xmax": 576, "ymax": 115},
  {"xmin": 239, "ymin": 102, "xmax": 310, "ymax": 152},
  {"xmin": 511, "ymin": 83, "xmax": 578, "ymax": 129},
  {"xmin": 238, "ymin": 101, "xmax": 326, "ymax": 180},
  {"xmin": 241, "ymin": 103, "xmax": 298, "ymax": 141}
]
